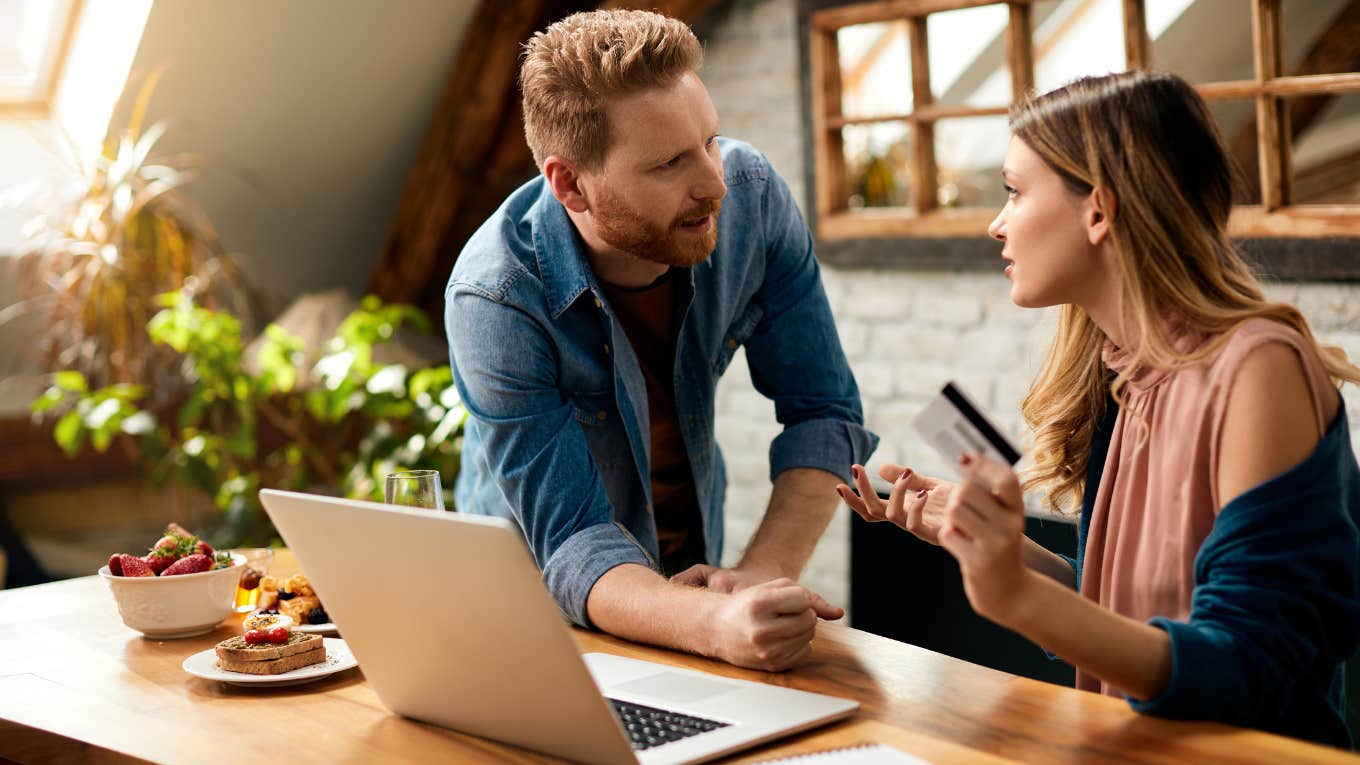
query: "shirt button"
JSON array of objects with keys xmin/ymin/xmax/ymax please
[
  {"xmin": 603, "ymin": 343, "xmax": 610, "ymax": 355},
  {"xmin": 593, "ymin": 297, "xmax": 603, "ymax": 308},
  {"xmin": 726, "ymin": 338, "xmax": 737, "ymax": 350},
  {"xmin": 646, "ymin": 504, "xmax": 654, "ymax": 515},
  {"xmin": 596, "ymin": 410, "xmax": 608, "ymax": 421}
]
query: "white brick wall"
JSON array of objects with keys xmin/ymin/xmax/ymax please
[{"xmin": 702, "ymin": 0, "xmax": 1360, "ymax": 618}]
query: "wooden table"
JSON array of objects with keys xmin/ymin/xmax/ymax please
[{"xmin": 0, "ymin": 557, "xmax": 1356, "ymax": 765}]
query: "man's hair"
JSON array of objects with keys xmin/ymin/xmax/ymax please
[{"xmin": 520, "ymin": 9, "xmax": 703, "ymax": 170}]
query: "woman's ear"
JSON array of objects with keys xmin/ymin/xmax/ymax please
[
  {"xmin": 543, "ymin": 156, "xmax": 590, "ymax": 214},
  {"xmin": 1085, "ymin": 187, "xmax": 1117, "ymax": 246}
]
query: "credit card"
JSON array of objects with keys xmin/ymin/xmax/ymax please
[{"xmin": 911, "ymin": 381, "xmax": 1021, "ymax": 473}]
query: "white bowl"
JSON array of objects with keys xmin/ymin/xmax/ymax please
[{"xmin": 98, "ymin": 553, "xmax": 244, "ymax": 638}]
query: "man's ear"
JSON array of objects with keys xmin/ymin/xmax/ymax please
[
  {"xmin": 1086, "ymin": 187, "xmax": 1117, "ymax": 246},
  {"xmin": 543, "ymin": 156, "xmax": 590, "ymax": 214}
]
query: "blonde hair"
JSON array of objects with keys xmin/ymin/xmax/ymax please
[
  {"xmin": 519, "ymin": 9, "xmax": 703, "ymax": 170},
  {"xmin": 1012, "ymin": 71, "xmax": 1360, "ymax": 513}
]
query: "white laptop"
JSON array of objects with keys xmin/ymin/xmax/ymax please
[{"xmin": 258, "ymin": 489, "xmax": 858, "ymax": 765}]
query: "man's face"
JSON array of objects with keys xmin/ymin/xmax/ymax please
[{"xmin": 583, "ymin": 71, "xmax": 727, "ymax": 267}]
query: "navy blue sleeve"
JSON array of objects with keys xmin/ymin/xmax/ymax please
[{"xmin": 1127, "ymin": 418, "xmax": 1360, "ymax": 747}]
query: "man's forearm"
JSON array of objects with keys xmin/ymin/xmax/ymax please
[
  {"xmin": 585, "ymin": 563, "xmax": 720, "ymax": 657},
  {"xmin": 737, "ymin": 467, "xmax": 842, "ymax": 580}
]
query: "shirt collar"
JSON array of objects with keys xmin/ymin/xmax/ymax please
[{"xmin": 530, "ymin": 181, "xmax": 598, "ymax": 320}]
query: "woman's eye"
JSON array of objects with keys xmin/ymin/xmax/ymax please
[{"xmin": 1004, "ymin": 184, "xmax": 1018, "ymax": 198}]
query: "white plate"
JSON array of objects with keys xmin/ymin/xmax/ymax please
[
  {"xmin": 244, "ymin": 609, "xmax": 337, "ymax": 635},
  {"xmin": 182, "ymin": 637, "xmax": 357, "ymax": 687}
]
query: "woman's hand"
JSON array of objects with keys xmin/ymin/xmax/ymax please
[
  {"xmin": 836, "ymin": 463, "xmax": 954, "ymax": 545},
  {"xmin": 938, "ymin": 453, "xmax": 1035, "ymax": 626}
]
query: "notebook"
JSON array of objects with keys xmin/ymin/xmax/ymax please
[
  {"xmin": 258, "ymin": 488, "xmax": 858, "ymax": 765},
  {"xmin": 754, "ymin": 743, "xmax": 930, "ymax": 764}
]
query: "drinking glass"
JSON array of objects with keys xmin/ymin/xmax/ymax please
[
  {"xmin": 384, "ymin": 469, "xmax": 445, "ymax": 510},
  {"xmin": 231, "ymin": 547, "xmax": 275, "ymax": 613}
]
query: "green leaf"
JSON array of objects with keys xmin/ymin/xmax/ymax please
[
  {"xmin": 53, "ymin": 371, "xmax": 87, "ymax": 393},
  {"xmin": 53, "ymin": 409, "xmax": 85, "ymax": 456},
  {"xmin": 365, "ymin": 364, "xmax": 407, "ymax": 396},
  {"xmin": 120, "ymin": 410, "xmax": 156, "ymax": 435},
  {"xmin": 83, "ymin": 398, "xmax": 122, "ymax": 430},
  {"xmin": 105, "ymin": 383, "xmax": 147, "ymax": 402},
  {"xmin": 30, "ymin": 387, "xmax": 65, "ymax": 415}
]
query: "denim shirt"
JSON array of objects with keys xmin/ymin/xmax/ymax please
[{"xmin": 444, "ymin": 139, "xmax": 878, "ymax": 627}]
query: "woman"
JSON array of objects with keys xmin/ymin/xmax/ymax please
[{"xmin": 838, "ymin": 71, "xmax": 1360, "ymax": 748}]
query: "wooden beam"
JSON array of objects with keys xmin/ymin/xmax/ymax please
[
  {"xmin": 811, "ymin": 25, "xmax": 847, "ymax": 217},
  {"xmin": 829, "ymin": 103, "xmax": 1009, "ymax": 129},
  {"xmin": 368, "ymin": 0, "xmax": 725, "ymax": 318},
  {"xmin": 907, "ymin": 16, "xmax": 936, "ymax": 212},
  {"xmin": 1122, "ymin": 0, "xmax": 1148, "ymax": 70},
  {"xmin": 1252, "ymin": 0, "xmax": 1288, "ymax": 210},
  {"xmin": 1006, "ymin": 1, "xmax": 1034, "ymax": 102},
  {"xmin": 1207, "ymin": 72, "xmax": 1360, "ymax": 98},
  {"xmin": 812, "ymin": 0, "xmax": 1034, "ymax": 30}
]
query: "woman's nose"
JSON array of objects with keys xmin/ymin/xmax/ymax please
[{"xmin": 987, "ymin": 210, "xmax": 1006, "ymax": 241}]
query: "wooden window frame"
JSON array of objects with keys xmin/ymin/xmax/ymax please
[{"xmin": 809, "ymin": 0, "xmax": 1360, "ymax": 242}]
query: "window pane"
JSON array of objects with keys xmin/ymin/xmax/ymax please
[
  {"xmin": 1292, "ymin": 92, "xmax": 1360, "ymax": 204},
  {"xmin": 838, "ymin": 21, "xmax": 913, "ymax": 119},
  {"xmin": 0, "ymin": 0, "xmax": 71, "ymax": 102},
  {"xmin": 927, "ymin": 4, "xmax": 1009, "ymax": 108},
  {"xmin": 1280, "ymin": 0, "xmax": 1358, "ymax": 78},
  {"xmin": 843, "ymin": 122, "xmax": 913, "ymax": 209},
  {"xmin": 1146, "ymin": 0, "xmax": 1253, "ymax": 83},
  {"xmin": 934, "ymin": 116, "xmax": 1011, "ymax": 209},
  {"xmin": 1205, "ymin": 98, "xmax": 1263, "ymax": 205},
  {"xmin": 1033, "ymin": 0, "xmax": 1126, "ymax": 94}
]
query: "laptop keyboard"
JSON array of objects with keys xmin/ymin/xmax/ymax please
[{"xmin": 607, "ymin": 698, "xmax": 730, "ymax": 750}]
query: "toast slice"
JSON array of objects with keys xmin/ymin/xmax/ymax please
[
  {"xmin": 216, "ymin": 645, "xmax": 326, "ymax": 675},
  {"xmin": 215, "ymin": 631, "xmax": 322, "ymax": 662}
]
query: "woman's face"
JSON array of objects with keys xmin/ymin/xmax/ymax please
[{"xmin": 987, "ymin": 137, "xmax": 1107, "ymax": 309}]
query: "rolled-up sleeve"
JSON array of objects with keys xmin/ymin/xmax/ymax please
[
  {"xmin": 447, "ymin": 284, "xmax": 651, "ymax": 626},
  {"xmin": 742, "ymin": 160, "xmax": 878, "ymax": 484}
]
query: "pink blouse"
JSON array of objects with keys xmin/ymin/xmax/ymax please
[{"xmin": 1077, "ymin": 318, "xmax": 1337, "ymax": 697}]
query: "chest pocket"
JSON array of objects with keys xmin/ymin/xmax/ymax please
[
  {"xmin": 570, "ymin": 392, "xmax": 613, "ymax": 428},
  {"xmin": 712, "ymin": 304, "xmax": 764, "ymax": 376}
]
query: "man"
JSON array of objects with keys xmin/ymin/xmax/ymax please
[{"xmin": 445, "ymin": 9, "xmax": 877, "ymax": 672}]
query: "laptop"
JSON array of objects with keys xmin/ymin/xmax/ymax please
[{"xmin": 258, "ymin": 489, "xmax": 858, "ymax": 765}]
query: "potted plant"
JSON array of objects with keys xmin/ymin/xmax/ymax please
[{"xmin": 31, "ymin": 291, "xmax": 466, "ymax": 547}]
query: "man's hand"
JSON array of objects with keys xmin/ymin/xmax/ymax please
[
  {"xmin": 704, "ymin": 578, "xmax": 844, "ymax": 672},
  {"xmin": 669, "ymin": 563, "xmax": 780, "ymax": 593}
]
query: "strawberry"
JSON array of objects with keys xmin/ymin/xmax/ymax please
[
  {"xmin": 144, "ymin": 552, "xmax": 177, "ymax": 575},
  {"xmin": 108, "ymin": 553, "xmax": 125, "ymax": 576},
  {"xmin": 118, "ymin": 554, "xmax": 155, "ymax": 577},
  {"xmin": 194, "ymin": 540, "xmax": 214, "ymax": 558},
  {"xmin": 162, "ymin": 554, "xmax": 211, "ymax": 576},
  {"xmin": 165, "ymin": 523, "xmax": 194, "ymax": 541},
  {"xmin": 150, "ymin": 535, "xmax": 178, "ymax": 556}
]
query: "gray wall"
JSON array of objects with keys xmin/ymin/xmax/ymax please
[{"xmin": 106, "ymin": 0, "xmax": 479, "ymax": 310}]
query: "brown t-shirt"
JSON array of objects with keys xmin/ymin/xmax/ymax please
[{"xmin": 598, "ymin": 269, "xmax": 703, "ymax": 568}]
